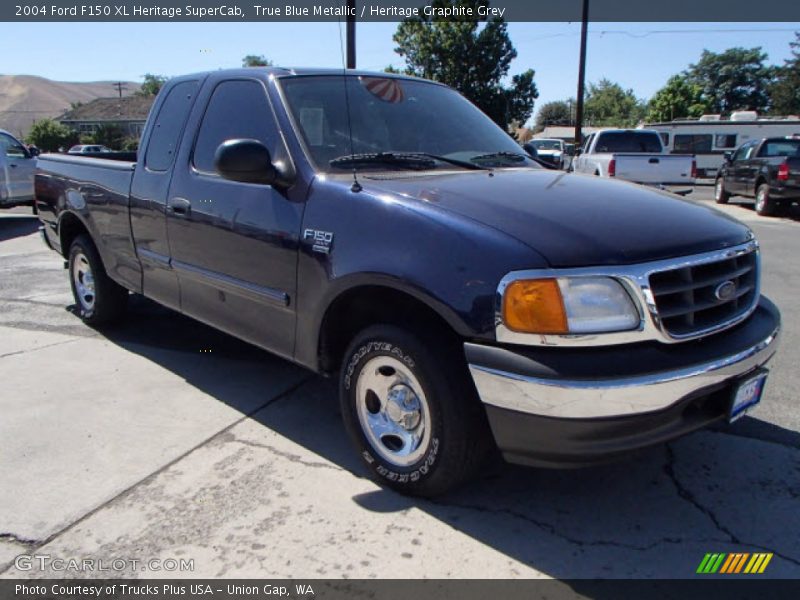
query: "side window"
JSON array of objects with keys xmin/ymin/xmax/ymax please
[
  {"xmin": 0, "ymin": 133, "xmax": 28, "ymax": 158},
  {"xmin": 731, "ymin": 144, "xmax": 749, "ymax": 162},
  {"xmin": 582, "ymin": 134, "xmax": 594, "ymax": 153},
  {"xmin": 715, "ymin": 134, "xmax": 737, "ymax": 149},
  {"xmin": 192, "ymin": 80, "xmax": 274, "ymax": 174},
  {"xmin": 659, "ymin": 132, "xmax": 670, "ymax": 147},
  {"xmin": 743, "ymin": 143, "xmax": 757, "ymax": 160},
  {"xmin": 674, "ymin": 134, "xmax": 712, "ymax": 153},
  {"xmin": 144, "ymin": 80, "xmax": 199, "ymax": 172}
]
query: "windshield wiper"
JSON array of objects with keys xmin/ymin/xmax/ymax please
[
  {"xmin": 469, "ymin": 151, "xmax": 528, "ymax": 163},
  {"xmin": 330, "ymin": 152, "xmax": 488, "ymax": 171}
]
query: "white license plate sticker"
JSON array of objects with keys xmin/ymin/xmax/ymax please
[{"xmin": 730, "ymin": 372, "xmax": 767, "ymax": 422}]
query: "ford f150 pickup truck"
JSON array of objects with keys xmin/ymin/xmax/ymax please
[
  {"xmin": 572, "ymin": 128, "xmax": 696, "ymax": 186},
  {"xmin": 35, "ymin": 68, "xmax": 781, "ymax": 496},
  {"xmin": 715, "ymin": 136, "xmax": 800, "ymax": 216}
]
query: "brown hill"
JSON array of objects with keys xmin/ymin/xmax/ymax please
[{"xmin": 0, "ymin": 75, "xmax": 140, "ymax": 139}]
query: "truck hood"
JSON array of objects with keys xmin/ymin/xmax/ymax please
[{"xmin": 361, "ymin": 169, "xmax": 752, "ymax": 268}]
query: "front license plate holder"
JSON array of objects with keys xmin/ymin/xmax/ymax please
[{"xmin": 728, "ymin": 369, "xmax": 768, "ymax": 423}]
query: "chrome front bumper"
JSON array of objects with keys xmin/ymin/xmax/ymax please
[{"xmin": 467, "ymin": 298, "xmax": 781, "ymax": 420}]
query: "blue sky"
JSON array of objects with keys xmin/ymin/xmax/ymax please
[{"xmin": 2, "ymin": 21, "xmax": 798, "ymax": 124}]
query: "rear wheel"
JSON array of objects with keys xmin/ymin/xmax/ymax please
[
  {"xmin": 714, "ymin": 178, "xmax": 730, "ymax": 204},
  {"xmin": 755, "ymin": 184, "xmax": 776, "ymax": 217},
  {"xmin": 68, "ymin": 234, "xmax": 128, "ymax": 325},
  {"xmin": 339, "ymin": 324, "xmax": 491, "ymax": 497}
]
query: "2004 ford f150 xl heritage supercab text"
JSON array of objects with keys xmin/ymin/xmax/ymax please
[{"xmin": 35, "ymin": 69, "xmax": 781, "ymax": 496}]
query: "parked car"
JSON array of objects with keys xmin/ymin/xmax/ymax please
[
  {"xmin": 67, "ymin": 145, "xmax": 112, "ymax": 155},
  {"xmin": 715, "ymin": 136, "xmax": 800, "ymax": 216},
  {"xmin": 523, "ymin": 138, "xmax": 569, "ymax": 169},
  {"xmin": 35, "ymin": 68, "xmax": 780, "ymax": 496},
  {"xmin": 572, "ymin": 128, "xmax": 696, "ymax": 186},
  {"xmin": 0, "ymin": 129, "xmax": 37, "ymax": 209}
]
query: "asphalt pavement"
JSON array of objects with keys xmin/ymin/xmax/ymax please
[{"xmin": 0, "ymin": 187, "xmax": 798, "ymax": 579}]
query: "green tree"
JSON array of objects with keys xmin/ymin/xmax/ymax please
[
  {"xmin": 534, "ymin": 100, "xmax": 572, "ymax": 132},
  {"xmin": 137, "ymin": 73, "xmax": 167, "ymax": 97},
  {"xmin": 26, "ymin": 119, "xmax": 77, "ymax": 152},
  {"xmin": 646, "ymin": 74, "xmax": 709, "ymax": 122},
  {"xmin": 584, "ymin": 79, "xmax": 645, "ymax": 127},
  {"xmin": 685, "ymin": 48, "xmax": 774, "ymax": 114},
  {"xmin": 88, "ymin": 124, "xmax": 126, "ymax": 149},
  {"xmin": 242, "ymin": 54, "xmax": 273, "ymax": 67},
  {"xmin": 769, "ymin": 32, "xmax": 800, "ymax": 115},
  {"xmin": 391, "ymin": 0, "xmax": 538, "ymax": 128}
]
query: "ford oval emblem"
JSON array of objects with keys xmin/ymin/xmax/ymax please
[{"xmin": 714, "ymin": 280, "xmax": 737, "ymax": 302}]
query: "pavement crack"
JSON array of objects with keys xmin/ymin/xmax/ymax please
[
  {"xmin": 0, "ymin": 533, "xmax": 39, "ymax": 547},
  {"xmin": 426, "ymin": 498, "xmax": 687, "ymax": 552},
  {"xmin": 663, "ymin": 443, "xmax": 800, "ymax": 568},
  {"xmin": 228, "ymin": 437, "xmax": 344, "ymax": 472},
  {"xmin": 0, "ymin": 336, "xmax": 87, "ymax": 359}
]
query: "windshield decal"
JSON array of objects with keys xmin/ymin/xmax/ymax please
[{"xmin": 360, "ymin": 77, "xmax": 405, "ymax": 103}]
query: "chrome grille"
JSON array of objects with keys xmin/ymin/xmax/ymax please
[{"xmin": 649, "ymin": 248, "xmax": 758, "ymax": 338}]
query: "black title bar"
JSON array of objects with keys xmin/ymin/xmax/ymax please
[{"xmin": 4, "ymin": 0, "xmax": 800, "ymax": 22}]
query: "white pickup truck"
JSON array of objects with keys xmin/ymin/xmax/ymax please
[{"xmin": 572, "ymin": 129, "xmax": 696, "ymax": 186}]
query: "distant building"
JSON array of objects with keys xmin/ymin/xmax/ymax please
[
  {"xmin": 533, "ymin": 126, "xmax": 603, "ymax": 142},
  {"xmin": 58, "ymin": 96, "xmax": 154, "ymax": 138}
]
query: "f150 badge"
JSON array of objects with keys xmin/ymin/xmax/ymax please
[{"xmin": 304, "ymin": 229, "xmax": 334, "ymax": 254}]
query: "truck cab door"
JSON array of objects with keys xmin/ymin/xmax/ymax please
[
  {"xmin": 165, "ymin": 78, "xmax": 302, "ymax": 360},
  {"xmin": 130, "ymin": 79, "xmax": 201, "ymax": 310},
  {"xmin": 0, "ymin": 133, "xmax": 35, "ymax": 204}
]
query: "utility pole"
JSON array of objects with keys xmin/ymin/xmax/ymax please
[
  {"xmin": 574, "ymin": 0, "xmax": 589, "ymax": 147},
  {"xmin": 112, "ymin": 82, "xmax": 126, "ymax": 98},
  {"xmin": 346, "ymin": 0, "xmax": 356, "ymax": 69}
]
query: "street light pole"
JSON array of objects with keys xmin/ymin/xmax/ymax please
[
  {"xmin": 346, "ymin": 0, "xmax": 356, "ymax": 69},
  {"xmin": 574, "ymin": 0, "xmax": 589, "ymax": 147}
]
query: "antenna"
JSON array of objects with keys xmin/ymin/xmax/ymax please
[{"xmin": 338, "ymin": 17, "xmax": 361, "ymax": 193}]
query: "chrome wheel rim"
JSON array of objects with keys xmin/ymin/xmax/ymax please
[
  {"xmin": 72, "ymin": 252, "xmax": 95, "ymax": 312},
  {"xmin": 355, "ymin": 355, "xmax": 431, "ymax": 467},
  {"xmin": 715, "ymin": 180, "xmax": 723, "ymax": 200},
  {"xmin": 756, "ymin": 189, "xmax": 766, "ymax": 212}
]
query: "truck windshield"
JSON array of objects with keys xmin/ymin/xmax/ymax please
[
  {"xmin": 595, "ymin": 132, "xmax": 663, "ymax": 153},
  {"xmin": 280, "ymin": 75, "xmax": 539, "ymax": 172}
]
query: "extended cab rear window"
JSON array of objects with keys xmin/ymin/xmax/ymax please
[
  {"xmin": 594, "ymin": 132, "xmax": 662, "ymax": 153},
  {"xmin": 144, "ymin": 80, "xmax": 199, "ymax": 172}
]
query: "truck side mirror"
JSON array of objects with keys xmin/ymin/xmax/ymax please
[
  {"xmin": 214, "ymin": 139, "xmax": 278, "ymax": 186},
  {"xmin": 573, "ymin": 148, "xmax": 582, "ymax": 157},
  {"xmin": 723, "ymin": 151, "xmax": 733, "ymax": 162}
]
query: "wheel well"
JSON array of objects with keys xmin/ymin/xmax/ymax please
[
  {"xmin": 59, "ymin": 213, "xmax": 89, "ymax": 258},
  {"xmin": 755, "ymin": 177, "xmax": 767, "ymax": 191},
  {"xmin": 317, "ymin": 285, "xmax": 460, "ymax": 375}
]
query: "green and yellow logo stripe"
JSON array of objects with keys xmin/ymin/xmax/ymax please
[{"xmin": 696, "ymin": 552, "xmax": 773, "ymax": 574}]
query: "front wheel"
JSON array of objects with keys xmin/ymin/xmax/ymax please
[
  {"xmin": 755, "ymin": 184, "xmax": 776, "ymax": 217},
  {"xmin": 68, "ymin": 234, "xmax": 128, "ymax": 325},
  {"xmin": 714, "ymin": 178, "xmax": 730, "ymax": 204},
  {"xmin": 339, "ymin": 325, "xmax": 491, "ymax": 497}
]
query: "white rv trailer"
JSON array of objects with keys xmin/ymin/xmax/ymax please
[{"xmin": 640, "ymin": 112, "xmax": 800, "ymax": 178}]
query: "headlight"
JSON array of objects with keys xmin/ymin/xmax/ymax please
[{"xmin": 503, "ymin": 277, "xmax": 640, "ymax": 335}]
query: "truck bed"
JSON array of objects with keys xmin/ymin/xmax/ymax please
[{"xmin": 613, "ymin": 153, "xmax": 694, "ymax": 185}]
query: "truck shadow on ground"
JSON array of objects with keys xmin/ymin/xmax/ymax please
[
  {"xmin": 724, "ymin": 200, "xmax": 800, "ymax": 222},
  {"xmin": 98, "ymin": 295, "xmax": 800, "ymax": 579},
  {"xmin": 0, "ymin": 214, "xmax": 39, "ymax": 243}
]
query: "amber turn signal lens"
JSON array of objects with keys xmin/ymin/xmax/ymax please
[{"xmin": 503, "ymin": 278, "xmax": 568, "ymax": 334}]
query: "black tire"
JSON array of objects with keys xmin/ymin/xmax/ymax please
[
  {"xmin": 754, "ymin": 183, "xmax": 776, "ymax": 217},
  {"xmin": 714, "ymin": 177, "xmax": 730, "ymax": 204},
  {"xmin": 339, "ymin": 324, "xmax": 492, "ymax": 497},
  {"xmin": 68, "ymin": 234, "xmax": 128, "ymax": 325}
]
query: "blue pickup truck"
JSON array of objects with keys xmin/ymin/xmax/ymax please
[{"xmin": 35, "ymin": 68, "xmax": 781, "ymax": 496}]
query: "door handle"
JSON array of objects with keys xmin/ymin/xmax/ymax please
[
  {"xmin": 648, "ymin": 158, "xmax": 660, "ymax": 164},
  {"xmin": 9, "ymin": 164, "xmax": 17, "ymax": 168},
  {"xmin": 168, "ymin": 197, "xmax": 191, "ymax": 216}
]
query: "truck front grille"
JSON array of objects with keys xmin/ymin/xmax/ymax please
[{"xmin": 649, "ymin": 248, "xmax": 758, "ymax": 338}]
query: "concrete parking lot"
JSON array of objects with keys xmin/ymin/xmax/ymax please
[{"xmin": 1, "ymin": 186, "xmax": 799, "ymax": 579}]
